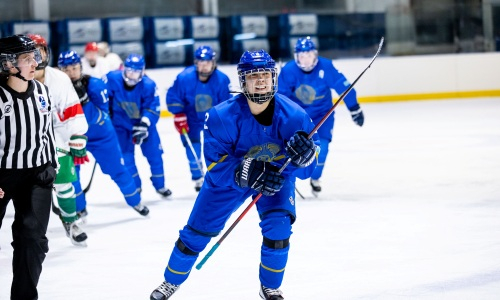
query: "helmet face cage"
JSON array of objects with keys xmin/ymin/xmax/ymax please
[
  {"xmin": 237, "ymin": 50, "xmax": 277, "ymax": 104},
  {"xmin": 294, "ymin": 37, "xmax": 318, "ymax": 72},
  {"xmin": 238, "ymin": 68, "xmax": 277, "ymax": 104},
  {"xmin": 122, "ymin": 54, "xmax": 145, "ymax": 86}
]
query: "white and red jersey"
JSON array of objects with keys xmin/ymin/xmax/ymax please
[
  {"xmin": 81, "ymin": 56, "xmax": 111, "ymax": 79},
  {"xmin": 43, "ymin": 66, "xmax": 88, "ymax": 151},
  {"xmin": 103, "ymin": 52, "xmax": 123, "ymax": 71}
]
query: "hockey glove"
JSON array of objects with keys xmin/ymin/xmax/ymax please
[
  {"xmin": 285, "ymin": 130, "xmax": 317, "ymax": 168},
  {"xmin": 73, "ymin": 79, "xmax": 89, "ymax": 105},
  {"xmin": 69, "ymin": 135, "xmax": 90, "ymax": 165},
  {"xmin": 132, "ymin": 119, "xmax": 150, "ymax": 145},
  {"xmin": 235, "ymin": 158, "xmax": 285, "ymax": 196},
  {"xmin": 174, "ymin": 113, "xmax": 189, "ymax": 134},
  {"xmin": 349, "ymin": 104, "xmax": 364, "ymax": 127}
]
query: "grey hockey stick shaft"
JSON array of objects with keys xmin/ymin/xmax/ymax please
[{"xmin": 182, "ymin": 129, "xmax": 204, "ymax": 176}]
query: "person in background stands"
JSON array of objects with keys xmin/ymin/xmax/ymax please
[
  {"xmin": 278, "ymin": 36, "xmax": 364, "ymax": 195},
  {"xmin": 0, "ymin": 34, "xmax": 57, "ymax": 300},
  {"xmin": 166, "ymin": 45, "xmax": 231, "ymax": 192}
]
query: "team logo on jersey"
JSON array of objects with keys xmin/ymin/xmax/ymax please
[
  {"xmin": 319, "ymin": 70, "xmax": 324, "ymax": 79},
  {"xmin": 245, "ymin": 143, "xmax": 281, "ymax": 162},
  {"xmin": 38, "ymin": 96, "xmax": 48, "ymax": 112},
  {"xmin": 0, "ymin": 104, "xmax": 13, "ymax": 119},
  {"xmin": 295, "ymin": 84, "xmax": 324, "ymax": 105},
  {"xmin": 195, "ymin": 94, "xmax": 213, "ymax": 113},
  {"xmin": 289, "ymin": 196, "xmax": 295, "ymax": 206}
]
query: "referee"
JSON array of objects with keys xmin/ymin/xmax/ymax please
[{"xmin": 0, "ymin": 34, "xmax": 57, "ymax": 299}]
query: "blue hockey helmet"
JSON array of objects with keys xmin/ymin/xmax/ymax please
[
  {"xmin": 122, "ymin": 53, "xmax": 145, "ymax": 86},
  {"xmin": 237, "ymin": 49, "xmax": 277, "ymax": 104},
  {"xmin": 57, "ymin": 50, "xmax": 81, "ymax": 68},
  {"xmin": 294, "ymin": 37, "xmax": 318, "ymax": 72},
  {"xmin": 194, "ymin": 45, "xmax": 216, "ymax": 61},
  {"xmin": 194, "ymin": 45, "xmax": 216, "ymax": 78},
  {"xmin": 295, "ymin": 36, "xmax": 317, "ymax": 53}
]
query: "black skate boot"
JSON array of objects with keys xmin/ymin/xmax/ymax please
[
  {"xmin": 259, "ymin": 284, "xmax": 284, "ymax": 299},
  {"xmin": 310, "ymin": 179, "xmax": 321, "ymax": 197},
  {"xmin": 150, "ymin": 281, "xmax": 180, "ymax": 300},
  {"xmin": 194, "ymin": 177, "xmax": 204, "ymax": 192},
  {"xmin": 63, "ymin": 220, "xmax": 88, "ymax": 247},
  {"xmin": 133, "ymin": 203, "xmax": 150, "ymax": 216},
  {"xmin": 157, "ymin": 187, "xmax": 172, "ymax": 198}
]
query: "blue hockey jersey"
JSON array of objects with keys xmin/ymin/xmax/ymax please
[
  {"xmin": 105, "ymin": 70, "xmax": 161, "ymax": 130},
  {"xmin": 278, "ymin": 57, "xmax": 359, "ymax": 124},
  {"xmin": 83, "ymin": 75, "xmax": 109, "ymax": 126},
  {"xmin": 203, "ymin": 93, "xmax": 320, "ymax": 189},
  {"xmin": 166, "ymin": 65, "xmax": 231, "ymax": 128}
]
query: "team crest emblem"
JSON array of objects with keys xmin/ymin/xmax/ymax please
[
  {"xmin": 39, "ymin": 96, "xmax": 48, "ymax": 112},
  {"xmin": 246, "ymin": 143, "xmax": 281, "ymax": 162}
]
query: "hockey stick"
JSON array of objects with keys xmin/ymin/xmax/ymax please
[
  {"xmin": 51, "ymin": 154, "xmax": 97, "ymax": 216},
  {"xmin": 196, "ymin": 37, "xmax": 384, "ymax": 270},
  {"xmin": 82, "ymin": 161, "xmax": 97, "ymax": 194},
  {"xmin": 182, "ymin": 129, "xmax": 204, "ymax": 176},
  {"xmin": 295, "ymin": 187, "xmax": 305, "ymax": 199}
]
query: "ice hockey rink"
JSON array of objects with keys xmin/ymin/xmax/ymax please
[{"xmin": 1, "ymin": 97, "xmax": 500, "ymax": 299}]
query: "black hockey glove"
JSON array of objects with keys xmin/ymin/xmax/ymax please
[
  {"xmin": 132, "ymin": 121, "xmax": 149, "ymax": 145},
  {"xmin": 73, "ymin": 79, "xmax": 89, "ymax": 105},
  {"xmin": 349, "ymin": 104, "xmax": 364, "ymax": 127},
  {"xmin": 285, "ymin": 130, "xmax": 316, "ymax": 168},
  {"xmin": 235, "ymin": 158, "xmax": 285, "ymax": 196}
]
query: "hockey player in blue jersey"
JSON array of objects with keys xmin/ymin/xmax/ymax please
[
  {"xmin": 57, "ymin": 50, "xmax": 149, "ymax": 217},
  {"xmin": 166, "ymin": 45, "xmax": 231, "ymax": 192},
  {"xmin": 278, "ymin": 37, "xmax": 364, "ymax": 195},
  {"xmin": 105, "ymin": 54, "xmax": 172, "ymax": 198},
  {"xmin": 150, "ymin": 50, "xmax": 320, "ymax": 300}
]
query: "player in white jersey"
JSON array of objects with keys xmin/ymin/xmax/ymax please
[
  {"xmin": 97, "ymin": 41, "xmax": 123, "ymax": 71},
  {"xmin": 29, "ymin": 34, "xmax": 90, "ymax": 246},
  {"xmin": 81, "ymin": 42, "xmax": 111, "ymax": 78}
]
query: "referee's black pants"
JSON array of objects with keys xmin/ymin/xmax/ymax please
[{"xmin": 0, "ymin": 163, "xmax": 56, "ymax": 300}]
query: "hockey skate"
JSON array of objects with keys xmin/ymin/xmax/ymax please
[
  {"xmin": 76, "ymin": 208, "xmax": 88, "ymax": 225},
  {"xmin": 310, "ymin": 179, "xmax": 321, "ymax": 197},
  {"xmin": 63, "ymin": 220, "xmax": 88, "ymax": 247},
  {"xmin": 157, "ymin": 187, "xmax": 172, "ymax": 198},
  {"xmin": 194, "ymin": 177, "xmax": 204, "ymax": 192},
  {"xmin": 150, "ymin": 281, "xmax": 180, "ymax": 300},
  {"xmin": 259, "ymin": 284, "xmax": 284, "ymax": 299},
  {"xmin": 133, "ymin": 203, "xmax": 150, "ymax": 216}
]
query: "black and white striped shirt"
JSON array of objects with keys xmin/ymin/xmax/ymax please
[{"xmin": 0, "ymin": 76, "xmax": 57, "ymax": 169}]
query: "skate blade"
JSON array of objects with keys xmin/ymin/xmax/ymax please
[
  {"xmin": 71, "ymin": 240, "xmax": 88, "ymax": 247},
  {"xmin": 311, "ymin": 190, "xmax": 320, "ymax": 198}
]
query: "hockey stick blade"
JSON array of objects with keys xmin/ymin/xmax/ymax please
[{"xmin": 196, "ymin": 37, "xmax": 384, "ymax": 270}]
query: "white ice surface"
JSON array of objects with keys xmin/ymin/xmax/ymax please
[{"xmin": 1, "ymin": 98, "xmax": 500, "ymax": 300}]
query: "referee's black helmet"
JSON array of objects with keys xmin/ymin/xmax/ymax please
[{"xmin": 0, "ymin": 34, "xmax": 38, "ymax": 72}]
